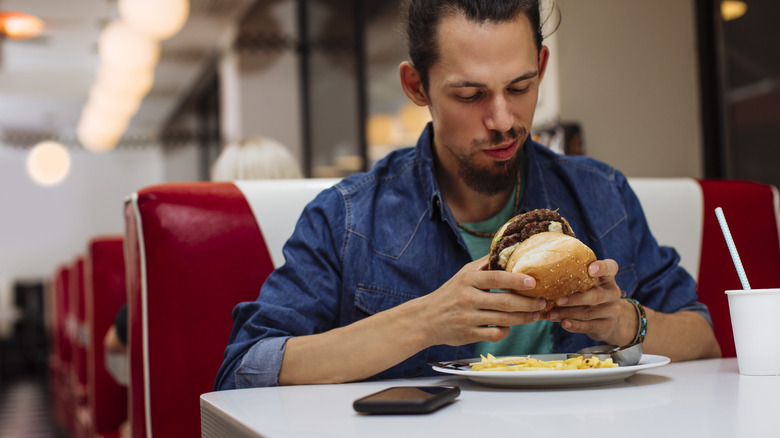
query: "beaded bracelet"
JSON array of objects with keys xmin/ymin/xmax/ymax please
[{"xmin": 623, "ymin": 297, "xmax": 647, "ymax": 344}]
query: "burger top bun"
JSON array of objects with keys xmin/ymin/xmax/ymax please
[
  {"xmin": 488, "ymin": 208, "xmax": 576, "ymax": 272},
  {"xmin": 504, "ymin": 231, "xmax": 597, "ymax": 313},
  {"xmin": 486, "ymin": 208, "xmax": 598, "ymax": 315}
]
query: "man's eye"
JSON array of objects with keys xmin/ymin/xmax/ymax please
[
  {"xmin": 458, "ymin": 91, "xmax": 482, "ymax": 102},
  {"xmin": 508, "ymin": 87, "xmax": 529, "ymax": 95}
]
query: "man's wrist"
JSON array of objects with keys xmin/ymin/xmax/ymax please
[{"xmin": 622, "ymin": 297, "xmax": 647, "ymax": 345}]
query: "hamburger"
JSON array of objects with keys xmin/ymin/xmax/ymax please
[{"xmin": 487, "ymin": 208, "xmax": 597, "ymax": 315}]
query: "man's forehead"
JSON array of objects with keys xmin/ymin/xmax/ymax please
[{"xmin": 432, "ymin": 13, "xmax": 539, "ymax": 86}]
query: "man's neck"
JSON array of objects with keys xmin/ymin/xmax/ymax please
[{"xmin": 437, "ymin": 167, "xmax": 515, "ymax": 224}]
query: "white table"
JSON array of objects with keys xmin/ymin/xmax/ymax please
[{"xmin": 200, "ymin": 358, "xmax": 779, "ymax": 437}]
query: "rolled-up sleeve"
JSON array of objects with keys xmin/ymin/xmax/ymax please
[{"xmin": 235, "ymin": 336, "xmax": 291, "ymax": 388}]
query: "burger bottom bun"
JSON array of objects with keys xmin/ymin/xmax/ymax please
[{"xmin": 505, "ymin": 231, "xmax": 597, "ymax": 314}]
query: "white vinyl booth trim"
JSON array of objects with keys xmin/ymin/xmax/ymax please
[
  {"xmin": 129, "ymin": 191, "xmax": 154, "ymax": 438},
  {"xmin": 236, "ymin": 178, "xmax": 341, "ymax": 267},
  {"xmin": 627, "ymin": 178, "xmax": 703, "ymax": 280}
]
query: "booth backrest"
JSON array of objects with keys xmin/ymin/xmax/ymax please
[
  {"xmin": 630, "ymin": 178, "xmax": 780, "ymax": 357},
  {"xmin": 123, "ymin": 176, "xmax": 779, "ymax": 438},
  {"xmin": 50, "ymin": 264, "xmax": 73, "ymax": 436},
  {"xmin": 124, "ymin": 179, "xmax": 337, "ymax": 438},
  {"xmin": 69, "ymin": 256, "xmax": 88, "ymax": 406},
  {"xmin": 694, "ymin": 180, "xmax": 780, "ymax": 357},
  {"xmin": 85, "ymin": 235, "xmax": 127, "ymax": 437}
]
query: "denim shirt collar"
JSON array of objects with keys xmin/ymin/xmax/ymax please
[
  {"xmin": 416, "ymin": 121, "xmax": 550, "ymax": 221},
  {"xmin": 520, "ymin": 139, "xmax": 551, "ymax": 212},
  {"xmin": 414, "ymin": 123, "xmax": 447, "ymax": 221}
]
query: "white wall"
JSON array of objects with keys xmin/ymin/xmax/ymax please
[
  {"xmin": 0, "ymin": 0, "xmax": 708, "ymax": 286},
  {"xmin": 221, "ymin": 0, "xmax": 303, "ymax": 163},
  {"xmin": 163, "ymin": 143, "xmax": 201, "ymax": 183},
  {"xmin": 556, "ymin": 0, "xmax": 703, "ymax": 178},
  {"xmin": 0, "ymin": 146, "xmax": 165, "ymax": 281}
]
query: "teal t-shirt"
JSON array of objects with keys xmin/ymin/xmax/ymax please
[{"xmin": 457, "ymin": 183, "xmax": 555, "ymax": 357}]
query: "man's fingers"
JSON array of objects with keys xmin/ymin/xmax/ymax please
[
  {"xmin": 558, "ymin": 317, "xmax": 612, "ymax": 341},
  {"xmin": 470, "ymin": 269, "xmax": 536, "ymax": 292},
  {"xmin": 589, "ymin": 259, "xmax": 619, "ymax": 277}
]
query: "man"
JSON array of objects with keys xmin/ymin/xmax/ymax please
[{"xmin": 215, "ymin": 0, "xmax": 720, "ymax": 389}]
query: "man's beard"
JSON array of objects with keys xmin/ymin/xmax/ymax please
[{"xmin": 457, "ymin": 126, "xmax": 526, "ymax": 195}]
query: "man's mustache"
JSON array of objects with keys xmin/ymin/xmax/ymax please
[{"xmin": 475, "ymin": 126, "xmax": 528, "ymax": 147}]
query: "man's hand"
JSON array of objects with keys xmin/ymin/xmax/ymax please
[
  {"xmin": 546, "ymin": 259, "xmax": 637, "ymax": 346},
  {"xmin": 280, "ymin": 255, "xmax": 548, "ymax": 385},
  {"xmin": 417, "ymin": 255, "xmax": 548, "ymax": 348}
]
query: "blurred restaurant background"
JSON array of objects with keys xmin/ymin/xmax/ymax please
[{"xmin": 0, "ymin": 0, "xmax": 777, "ymax": 435}]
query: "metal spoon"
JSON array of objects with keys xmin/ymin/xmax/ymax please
[{"xmin": 567, "ymin": 342, "xmax": 643, "ymax": 366}]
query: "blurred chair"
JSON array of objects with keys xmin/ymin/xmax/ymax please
[
  {"xmin": 85, "ymin": 235, "xmax": 128, "ymax": 438},
  {"xmin": 123, "ymin": 179, "xmax": 337, "ymax": 438},
  {"xmin": 49, "ymin": 264, "xmax": 73, "ymax": 436},
  {"xmin": 70, "ymin": 256, "xmax": 92, "ymax": 438},
  {"xmin": 630, "ymin": 178, "xmax": 780, "ymax": 358}
]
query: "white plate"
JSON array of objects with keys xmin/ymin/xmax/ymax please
[{"xmin": 432, "ymin": 354, "xmax": 670, "ymax": 388}]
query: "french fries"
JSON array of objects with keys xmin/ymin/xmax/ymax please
[{"xmin": 470, "ymin": 353, "xmax": 618, "ymax": 371}]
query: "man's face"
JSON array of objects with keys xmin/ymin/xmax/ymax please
[{"xmin": 425, "ymin": 13, "xmax": 546, "ymax": 195}]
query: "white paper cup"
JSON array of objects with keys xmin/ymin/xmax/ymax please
[{"xmin": 726, "ymin": 288, "xmax": 780, "ymax": 375}]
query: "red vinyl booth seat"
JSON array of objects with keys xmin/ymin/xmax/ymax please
[
  {"xmin": 68, "ymin": 256, "xmax": 93, "ymax": 438},
  {"xmin": 123, "ymin": 179, "xmax": 336, "ymax": 438},
  {"xmin": 123, "ymin": 177, "xmax": 777, "ymax": 437},
  {"xmin": 85, "ymin": 235, "xmax": 128, "ymax": 438},
  {"xmin": 696, "ymin": 180, "xmax": 780, "ymax": 357},
  {"xmin": 630, "ymin": 178, "xmax": 780, "ymax": 358},
  {"xmin": 49, "ymin": 264, "xmax": 73, "ymax": 436}
]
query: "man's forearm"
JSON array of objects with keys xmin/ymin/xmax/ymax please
[
  {"xmin": 643, "ymin": 309, "xmax": 722, "ymax": 361},
  {"xmin": 278, "ymin": 299, "xmax": 429, "ymax": 385}
]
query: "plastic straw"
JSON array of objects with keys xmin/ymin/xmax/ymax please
[{"xmin": 714, "ymin": 207, "xmax": 751, "ymax": 290}]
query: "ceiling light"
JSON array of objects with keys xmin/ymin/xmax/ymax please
[
  {"xmin": 0, "ymin": 11, "xmax": 45, "ymax": 39},
  {"xmin": 27, "ymin": 141, "xmax": 70, "ymax": 186},
  {"xmin": 77, "ymin": 106, "xmax": 128, "ymax": 153},
  {"xmin": 95, "ymin": 63, "xmax": 155, "ymax": 99},
  {"xmin": 88, "ymin": 84, "xmax": 143, "ymax": 119},
  {"xmin": 119, "ymin": 0, "xmax": 190, "ymax": 41},
  {"xmin": 721, "ymin": 1, "xmax": 748, "ymax": 21},
  {"xmin": 98, "ymin": 20, "xmax": 160, "ymax": 71}
]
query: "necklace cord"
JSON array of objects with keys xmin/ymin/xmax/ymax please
[{"xmin": 456, "ymin": 172, "xmax": 521, "ymax": 238}]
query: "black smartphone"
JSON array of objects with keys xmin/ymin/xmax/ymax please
[{"xmin": 353, "ymin": 385, "xmax": 460, "ymax": 414}]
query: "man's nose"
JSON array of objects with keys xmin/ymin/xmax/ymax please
[{"xmin": 483, "ymin": 96, "xmax": 514, "ymax": 133}]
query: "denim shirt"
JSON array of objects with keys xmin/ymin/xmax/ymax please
[{"xmin": 214, "ymin": 123, "xmax": 710, "ymax": 390}]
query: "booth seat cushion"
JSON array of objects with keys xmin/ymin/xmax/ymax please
[
  {"xmin": 51, "ymin": 265, "xmax": 73, "ymax": 435},
  {"xmin": 235, "ymin": 178, "xmax": 341, "ymax": 266},
  {"xmin": 629, "ymin": 178, "xmax": 780, "ymax": 357},
  {"xmin": 69, "ymin": 256, "xmax": 89, "ymax": 433},
  {"xmin": 628, "ymin": 178, "xmax": 703, "ymax": 279},
  {"xmin": 695, "ymin": 180, "xmax": 780, "ymax": 357},
  {"xmin": 123, "ymin": 179, "xmax": 336, "ymax": 438},
  {"xmin": 85, "ymin": 236, "xmax": 127, "ymax": 437},
  {"xmin": 122, "ymin": 176, "xmax": 777, "ymax": 438}
]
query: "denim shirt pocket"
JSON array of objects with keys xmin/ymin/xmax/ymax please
[{"xmin": 354, "ymin": 284, "xmax": 418, "ymax": 316}]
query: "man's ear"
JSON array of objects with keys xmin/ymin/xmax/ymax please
[
  {"xmin": 537, "ymin": 45, "xmax": 550, "ymax": 82},
  {"xmin": 399, "ymin": 61, "xmax": 429, "ymax": 106}
]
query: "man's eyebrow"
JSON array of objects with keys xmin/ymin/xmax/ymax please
[
  {"xmin": 509, "ymin": 71, "xmax": 538, "ymax": 84},
  {"xmin": 446, "ymin": 71, "xmax": 539, "ymax": 89}
]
